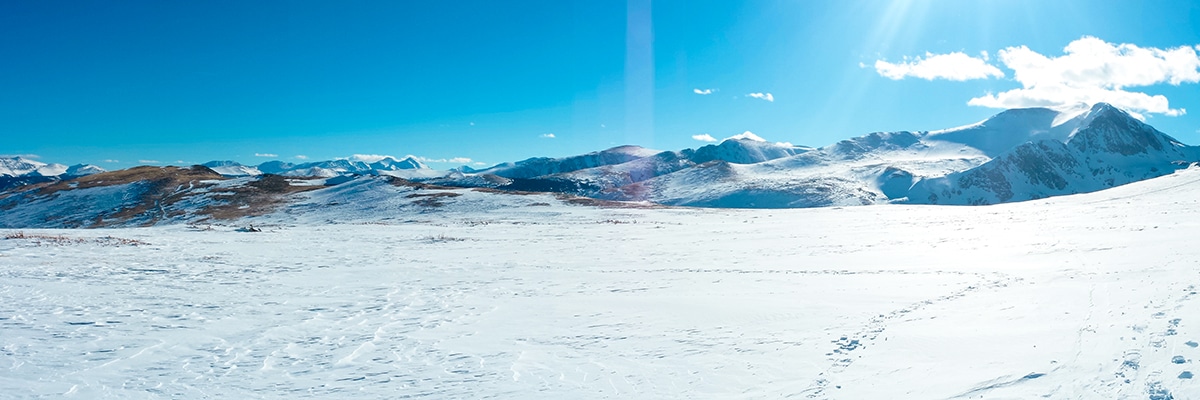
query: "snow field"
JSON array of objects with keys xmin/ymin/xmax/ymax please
[{"xmin": 3, "ymin": 167, "xmax": 1200, "ymax": 398}]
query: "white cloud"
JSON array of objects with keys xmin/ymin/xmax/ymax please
[
  {"xmin": 294, "ymin": 155, "xmax": 308, "ymax": 160},
  {"xmin": 540, "ymin": 133, "xmax": 556, "ymax": 138},
  {"xmin": 103, "ymin": 159, "xmax": 119, "ymax": 163},
  {"xmin": 139, "ymin": 160, "xmax": 160, "ymax": 164},
  {"xmin": 966, "ymin": 36, "xmax": 1200, "ymax": 117},
  {"xmin": 0, "ymin": 153, "xmax": 40, "ymax": 159},
  {"xmin": 473, "ymin": 162, "xmax": 488, "ymax": 166},
  {"xmin": 691, "ymin": 134, "xmax": 718, "ymax": 142},
  {"xmin": 447, "ymin": 157, "xmax": 473, "ymax": 164},
  {"xmin": 254, "ymin": 153, "xmax": 278, "ymax": 158},
  {"xmin": 693, "ymin": 88, "xmax": 715, "ymax": 95},
  {"xmin": 875, "ymin": 52, "xmax": 1005, "ymax": 81},
  {"xmin": 725, "ymin": 131, "xmax": 767, "ymax": 142},
  {"xmin": 746, "ymin": 92, "xmax": 775, "ymax": 102}
]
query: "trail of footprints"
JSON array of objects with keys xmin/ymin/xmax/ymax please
[
  {"xmin": 1111, "ymin": 284, "xmax": 1197, "ymax": 400},
  {"xmin": 802, "ymin": 271, "xmax": 1020, "ymax": 399}
]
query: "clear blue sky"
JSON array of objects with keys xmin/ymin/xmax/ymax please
[{"xmin": 3, "ymin": 0, "xmax": 1200, "ymax": 168}]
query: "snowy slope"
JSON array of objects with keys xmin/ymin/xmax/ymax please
[
  {"xmin": 3, "ymin": 167, "xmax": 1200, "ymax": 398},
  {"xmin": 0, "ymin": 181, "xmax": 149, "ymax": 228},
  {"xmin": 924, "ymin": 107, "xmax": 1078, "ymax": 157}
]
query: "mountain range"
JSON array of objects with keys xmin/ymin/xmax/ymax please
[
  {"xmin": 2, "ymin": 103, "xmax": 1197, "ymax": 228},
  {"xmin": 0, "ymin": 157, "xmax": 106, "ymax": 191},
  {"xmin": 430, "ymin": 103, "xmax": 1198, "ymax": 207},
  {"xmin": 202, "ymin": 155, "xmax": 431, "ymax": 178}
]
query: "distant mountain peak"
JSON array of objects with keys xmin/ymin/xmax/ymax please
[
  {"xmin": 597, "ymin": 145, "xmax": 662, "ymax": 158},
  {"xmin": 370, "ymin": 156, "xmax": 426, "ymax": 170},
  {"xmin": 202, "ymin": 160, "xmax": 244, "ymax": 167},
  {"xmin": 725, "ymin": 131, "xmax": 767, "ymax": 142},
  {"xmin": 65, "ymin": 164, "xmax": 106, "ymax": 177},
  {"xmin": 1090, "ymin": 102, "xmax": 1118, "ymax": 112},
  {"xmin": 0, "ymin": 156, "xmax": 67, "ymax": 178}
]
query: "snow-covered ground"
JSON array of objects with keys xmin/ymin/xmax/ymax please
[{"xmin": 3, "ymin": 168, "xmax": 1200, "ymax": 399}]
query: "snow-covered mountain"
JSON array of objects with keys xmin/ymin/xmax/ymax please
[
  {"xmin": 65, "ymin": 164, "xmax": 107, "ymax": 177},
  {"xmin": 256, "ymin": 160, "xmax": 295, "ymax": 174},
  {"xmin": 689, "ymin": 135, "xmax": 812, "ymax": 164},
  {"xmin": 908, "ymin": 103, "xmax": 1199, "ymax": 205},
  {"xmin": 1, "ymin": 157, "xmax": 69, "ymax": 177},
  {"xmin": 431, "ymin": 140, "xmax": 815, "ymax": 198},
  {"xmin": 435, "ymin": 103, "xmax": 1197, "ymax": 208},
  {"xmin": 470, "ymin": 145, "xmax": 661, "ymax": 179},
  {"xmin": 0, "ymin": 166, "xmax": 611, "ymax": 228},
  {"xmin": 584, "ymin": 130, "xmax": 980, "ymax": 207},
  {"xmin": 199, "ymin": 156, "xmax": 433, "ymax": 178},
  {"xmin": 2, "ymin": 103, "xmax": 1195, "ymax": 211},
  {"xmin": 202, "ymin": 161, "xmax": 263, "ymax": 177},
  {"xmin": 0, "ymin": 157, "xmax": 106, "ymax": 190}
]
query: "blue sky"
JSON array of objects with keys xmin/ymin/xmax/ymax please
[{"xmin": 3, "ymin": 0, "xmax": 1200, "ymax": 168}]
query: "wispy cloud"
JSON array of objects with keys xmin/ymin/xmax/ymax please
[
  {"xmin": 103, "ymin": 159, "xmax": 120, "ymax": 163},
  {"xmin": 0, "ymin": 153, "xmax": 40, "ymax": 159},
  {"xmin": 138, "ymin": 160, "xmax": 160, "ymax": 164},
  {"xmin": 254, "ymin": 153, "xmax": 278, "ymax": 158},
  {"xmin": 540, "ymin": 133, "xmax": 556, "ymax": 139},
  {"xmin": 294, "ymin": 155, "xmax": 308, "ymax": 160},
  {"xmin": 875, "ymin": 51, "xmax": 1004, "ymax": 81},
  {"xmin": 691, "ymin": 134, "xmax": 718, "ymax": 142},
  {"xmin": 473, "ymin": 162, "xmax": 488, "ymax": 166},
  {"xmin": 879, "ymin": 36, "xmax": 1200, "ymax": 117},
  {"xmin": 693, "ymin": 88, "xmax": 715, "ymax": 95},
  {"xmin": 746, "ymin": 92, "xmax": 775, "ymax": 102}
]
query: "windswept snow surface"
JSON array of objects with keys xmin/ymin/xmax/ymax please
[{"xmin": 4, "ymin": 169, "xmax": 1200, "ymax": 398}]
